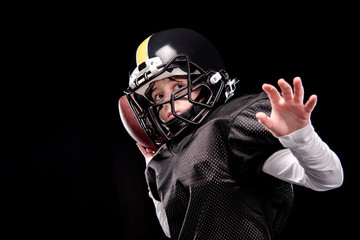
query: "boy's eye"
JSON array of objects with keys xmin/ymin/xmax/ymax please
[
  {"xmin": 174, "ymin": 84, "xmax": 185, "ymax": 91},
  {"xmin": 154, "ymin": 94, "xmax": 163, "ymax": 102}
]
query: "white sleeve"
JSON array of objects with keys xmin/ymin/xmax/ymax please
[
  {"xmin": 145, "ymin": 153, "xmax": 171, "ymax": 238},
  {"xmin": 262, "ymin": 123, "xmax": 344, "ymax": 191},
  {"xmin": 148, "ymin": 190, "xmax": 171, "ymax": 238}
]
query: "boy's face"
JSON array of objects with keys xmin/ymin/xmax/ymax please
[{"xmin": 150, "ymin": 76, "xmax": 201, "ymax": 123}]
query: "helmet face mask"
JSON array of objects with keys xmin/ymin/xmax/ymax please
[
  {"xmin": 125, "ymin": 54, "xmax": 227, "ymax": 147},
  {"xmin": 123, "ymin": 28, "xmax": 237, "ymax": 148}
]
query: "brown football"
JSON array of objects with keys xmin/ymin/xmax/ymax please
[{"xmin": 118, "ymin": 95, "xmax": 158, "ymax": 150}]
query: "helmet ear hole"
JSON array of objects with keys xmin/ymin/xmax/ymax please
[{"xmin": 138, "ymin": 61, "xmax": 147, "ymax": 71}]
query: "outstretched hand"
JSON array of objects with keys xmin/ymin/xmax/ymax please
[{"xmin": 256, "ymin": 77, "xmax": 318, "ymax": 137}]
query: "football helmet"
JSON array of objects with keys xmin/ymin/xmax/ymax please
[{"xmin": 122, "ymin": 28, "xmax": 239, "ymax": 148}]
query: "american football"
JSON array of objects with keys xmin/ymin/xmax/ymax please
[{"xmin": 118, "ymin": 95, "xmax": 157, "ymax": 150}]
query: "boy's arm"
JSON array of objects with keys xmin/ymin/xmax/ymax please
[
  {"xmin": 137, "ymin": 143, "xmax": 171, "ymax": 238},
  {"xmin": 257, "ymin": 77, "xmax": 343, "ymax": 190},
  {"xmin": 262, "ymin": 123, "xmax": 343, "ymax": 191},
  {"xmin": 148, "ymin": 190, "xmax": 171, "ymax": 238}
]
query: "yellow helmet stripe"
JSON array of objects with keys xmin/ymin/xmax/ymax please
[{"xmin": 136, "ymin": 36, "xmax": 151, "ymax": 66}]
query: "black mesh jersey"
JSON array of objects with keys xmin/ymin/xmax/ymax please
[{"xmin": 145, "ymin": 92, "xmax": 294, "ymax": 240}]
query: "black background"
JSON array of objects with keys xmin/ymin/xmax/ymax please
[{"xmin": 2, "ymin": 3, "xmax": 358, "ymax": 239}]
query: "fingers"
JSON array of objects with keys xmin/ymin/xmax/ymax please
[
  {"xmin": 304, "ymin": 94, "xmax": 318, "ymax": 113},
  {"xmin": 265, "ymin": 77, "xmax": 305, "ymax": 104},
  {"xmin": 262, "ymin": 76, "xmax": 317, "ymax": 114},
  {"xmin": 278, "ymin": 78, "xmax": 293, "ymax": 100},
  {"xmin": 136, "ymin": 143, "xmax": 156, "ymax": 158},
  {"xmin": 256, "ymin": 112, "xmax": 273, "ymax": 131},
  {"xmin": 293, "ymin": 77, "xmax": 304, "ymax": 104},
  {"xmin": 136, "ymin": 143, "xmax": 147, "ymax": 155},
  {"xmin": 283, "ymin": 77, "xmax": 317, "ymax": 113},
  {"xmin": 262, "ymin": 83, "xmax": 282, "ymax": 103}
]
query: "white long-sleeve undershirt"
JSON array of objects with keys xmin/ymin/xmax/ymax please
[
  {"xmin": 262, "ymin": 123, "xmax": 343, "ymax": 191},
  {"xmin": 145, "ymin": 123, "xmax": 344, "ymax": 237}
]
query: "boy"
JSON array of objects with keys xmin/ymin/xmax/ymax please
[{"xmin": 119, "ymin": 28, "xmax": 343, "ymax": 239}]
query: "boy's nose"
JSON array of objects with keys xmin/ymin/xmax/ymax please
[
  {"xmin": 162, "ymin": 101, "xmax": 171, "ymax": 110},
  {"xmin": 162, "ymin": 90, "xmax": 173, "ymax": 103}
]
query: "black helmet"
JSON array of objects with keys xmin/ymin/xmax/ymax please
[{"xmin": 123, "ymin": 28, "xmax": 239, "ymax": 148}]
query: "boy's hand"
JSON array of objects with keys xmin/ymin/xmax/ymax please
[
  {"xmin": 256, "ymin": 77, "xmax": 317, "ymax": 137},
  {"xmin": 136, "ymin": 142, "xmax": 156, "ymax": 159}
]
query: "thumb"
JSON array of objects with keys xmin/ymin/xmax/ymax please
[
  {"xmin": 256, "ymin": 112, "xmax": 273, "ymax": 131},
  {"xmin": 136, "ymin": 143, "xmax": 156, "ymax": 159}
]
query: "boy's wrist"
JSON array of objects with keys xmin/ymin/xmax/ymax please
[{"xmin": 278, "ymin": 122, "xmax": 315, "ymax": 150}]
